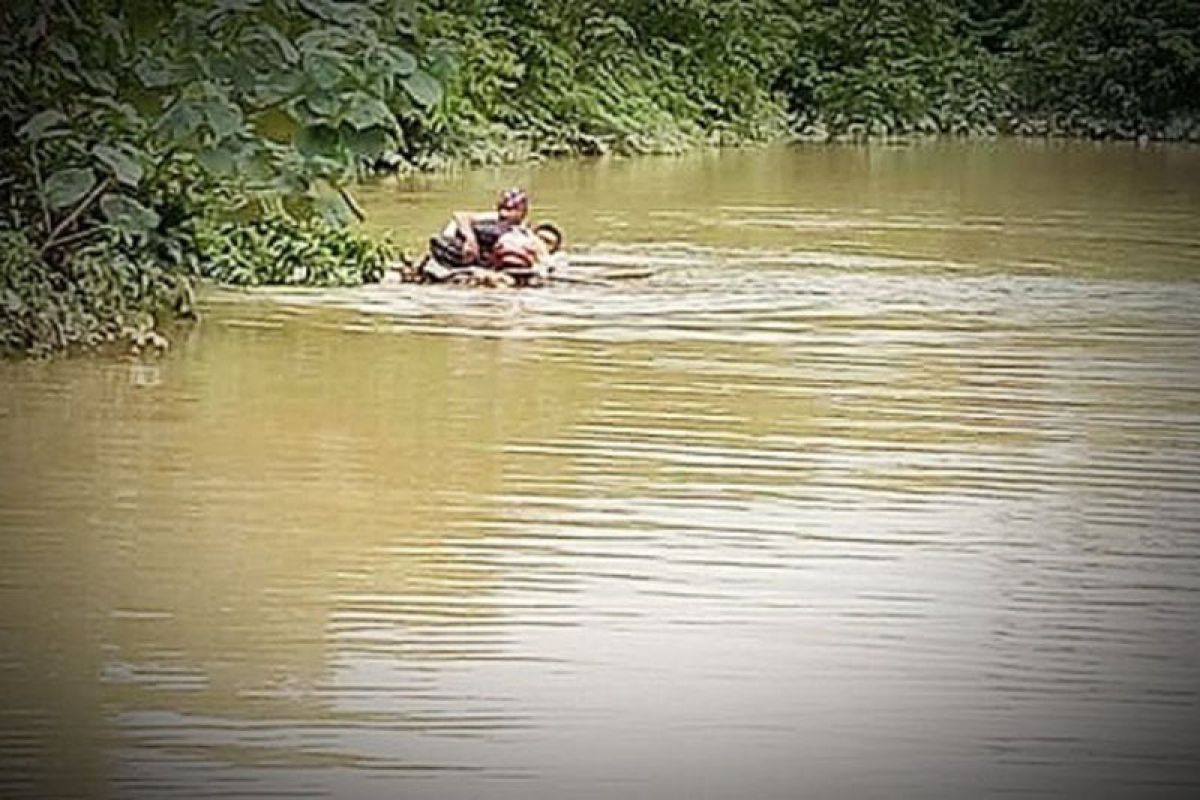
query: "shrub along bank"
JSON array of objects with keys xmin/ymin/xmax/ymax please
[
  {"xmin": 400, "ymin": 0, "xmax": 1199, "ymax": 163},
  {"xmin": 3, "ymin": 0, "xmax": 1198, "ymax": 356},
  {"xmin": 1, "ymin": 0, "xmax": 427, "ymax": 356}
]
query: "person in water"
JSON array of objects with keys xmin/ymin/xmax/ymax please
[
  {"xmin": 478, "ymin": 221, "xmax": 566, "ymax": 286},
  {"xmin": 422, "ymin": 187, "xmax": 530, "ymax": 279}
]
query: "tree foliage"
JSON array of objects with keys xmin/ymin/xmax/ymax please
[
  {"xmin": 1, "ymin": 0, "xmax": 423, "ymax": 355},
  {"xmin": 399, "ymin": 0, "xmax": 1198, "ymax": 155},
  {"xmin": 1004, "ymin": 0, "xmax": 1200, "ymax": 137}
]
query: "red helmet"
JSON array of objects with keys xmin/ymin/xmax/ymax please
[{"xmin": 497, "ymin": 187, "xmax": 529, "ymax": 211}]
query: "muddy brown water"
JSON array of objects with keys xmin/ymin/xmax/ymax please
[{"xmin": 3, "ymin": 140, "xmax": 1200, "ymax": 799}]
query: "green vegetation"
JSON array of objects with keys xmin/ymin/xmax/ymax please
[
  {"xmin": 3, "ymin": 0, "xmax": 1198, "ymax": 355},
  {"xmin": 396, "ymin": 0, "xmax": 1198, "ymax": 161},
  {"xmin": 1, "ymin": 0, "xmax": 427, "ymax": 355}
]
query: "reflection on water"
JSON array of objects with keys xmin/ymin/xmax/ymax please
[{"xmin": 2, "ymin": 140, "xmax": 1200, "ymax": 799}]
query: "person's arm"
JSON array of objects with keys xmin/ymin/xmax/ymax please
[
  {"xmin": 451, "ymin": 211, "xmax": 479, "ymax": 261},
  {"xmin": 449, "ymin": 211, "xmax": 499, "ymax": 263}
]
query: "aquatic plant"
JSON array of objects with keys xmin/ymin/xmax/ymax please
[{"xmin": 196, "ymin": 212, "xmax": 393, "ymax": 287}]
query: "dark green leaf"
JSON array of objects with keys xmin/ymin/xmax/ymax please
[
  {"xmin": 49, "ymin": 40, "xmax": 79, "ymax": 65},
  {"xmin": 295, "ymin": 124, "xmax": 340, "ymax": 157},
  {"xmin": 44, "ymin": 167, "xmax": 97, "ymax": 209},
  {"xmin": 158, "ymin": 101, "xmax": 202, "ymax": 143},
  {"xmin": 197, "ymin": 147, "xmax": 237, "ymax": 176},
  {"xmin": 198, "ymin": 138, "xmax": 247, "ymax": 177},
  {"xmin": 100, "ymin": 194, "xmax": 161, "ymax": 233},
  {"xmin": 254, "ymin": 22, "xmax": 300, "ymax": 64},
  {"xmin": 18, "ymin": 109, "xmax": 67, "ymax": 141},
  {"xmin": 303, "ymin": 88, "xmax": 339, "ymax": 119},
  {"xmin": 344, "ymin": 126, "xmax": 390, "ymax": 157},
  {"xmin": 297, "ymin": 0, "xmax": 340, "ymax": 22},
  {"xmin": 93, "ymin": 144, "xmax": 144, "ymax": 187},
  {"xmin": 100, "ymin": 16, "xmax": 127, "ymax": 54},
  {"xmin": 250, "ymin": 72, "xmax": 306, "ymax": 107},
  {"xmin": 209, "ymin": 0, "xmax": 259, "ymax": 18},
  {"xmin": 426, "ymin": 49, "xmax": 457, "ymax": 81},
  {"xmin": 344, "ymin": 93, "xmax": 394, "ymax": 131},
  {"xmin": 205, "ymin": 98, "xmax": 244, "ymax": 140},
  {"xmin": 135, "ymin": 57, "xmax": 184, "ymax": 89},
  {"xmin": 380, "ymin": 45, "xmax": 417, "ymax": 77},
  {"xmin": 314, "ymin": 189, "xmax": 353, "ymax": 226},
  {"xmin": 401, "ymin": 69, "xmax": 443, "ymax": 108},
  {"xmin": 81, "ymin": 69, "xmax": 119, "ymax": 95},
  {"xmin": 306, "ymin": 51, "xmax": 342, "ymax": 90}
]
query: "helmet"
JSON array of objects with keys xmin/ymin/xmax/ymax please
[{"xmin": 497, "ymin": 187, "xmax": 529, "ymax": 211}]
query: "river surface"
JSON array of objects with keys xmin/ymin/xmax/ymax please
[{"xmin": 3, "ymin": 140, "xmax": 1200, "ymax": 799}]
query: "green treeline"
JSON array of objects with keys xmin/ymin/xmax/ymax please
[
  {"xmin": 2, "ymin": 0, "xmax": 1198, "ymax": 355},
  {"xmin": 409, "ymin": 0, "xmax": 1200, "ymax": 161}
]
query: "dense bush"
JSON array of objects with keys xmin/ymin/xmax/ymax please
[
  {"xmin": 1, "ymin": 0, "xmax": 437, "ymax": 356},
  {"xmin": 1002, "ymin": 0, "xmax": 1200, "ymax": 139},
  {"xmin": 399, "ymin": 0, "xmax": 1198, "ymax": 160},
  {"xmin": 0, "ymin": 227, "xmax": 194, "ymax": 356},
  {"xmin": 781, "ymin": 0, "xmax": 1007, "ymax": 137},
  {"xmin": 401, "ymin": 0, "xmax": 794, "ymax": 165}
]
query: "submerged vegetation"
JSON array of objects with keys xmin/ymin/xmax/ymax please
[{"xmin": 2, "ymin": 0, "xmax": 1198, "ymax": 355}]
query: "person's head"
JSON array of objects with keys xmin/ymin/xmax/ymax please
[
  {"xmin": 496, "ymin": 187, "xmax": 529, "ymax": 224},
  {"xmin": 533, "ymin": 222, "xmax": 563, "ymax": 254}
]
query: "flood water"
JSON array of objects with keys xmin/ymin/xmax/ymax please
[{"xmin": 3, "ymin": 140, "xmax": 1200, "ymax": 799}]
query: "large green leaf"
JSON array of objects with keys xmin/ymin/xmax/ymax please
[
  {"xmin": 135, "ymin": 56, "xmax": 186, "ymax": 89},
  {"xmin": 297, "ymin": 0, "xmax": 341, "ymax": 23},
  {"xmin": 250, "ymin": 72, "xmax": 306, "ymax": 108},
  {"xmin": 305, "ymin": 50, "xmax": 343, "ymax": 90},
  {"xmin": 93, "ymin": 144, "xmax": 144, "ymax": 187},
  {"xmin": 204, "ymin": 97, "xmax": 244, "ymax": 140},
  {"xmin": 197, "ymin": 140, "xmax": 246, "ymax": 176},
  {"xmin": 401, "ymin": 69, "xmax": 443, "ymax": 108},
  {"xmin": 380, "ymin": 45, "xmax": 417, "ymax": 77},
  {"xmin": 303, "ymin": 88, "xmax": 340, "ymax": 119},
  {"xmin": 18, "ymin": 109, "xmax": 67, "ymax": 141},
  {"xmin": 270, "ymin": 171, "xmax": 310, "ymax": 196},
  {"xmin": 313, "ymin": 189, "xmax": 353, "ymax": 226},
  {"xmin": 79, "ymin": 69, "xmax": 119, "ymax": 95},
  {"xmin": 100, "ymin": 194, "xmax": 161, "ymax": 233},
  {"xmin": 100, "ymin": 16, "xmax": 128, "ymax": 55},
  {"xmin": 49, "ymin": 40, "xmax": 80, "ymax": 66},
  {"xmin": 157, "ymin": 101, "xmax": 202, "ymax": 143},
  {"xmin": 344, "ymin": 93, "xmax": 395, "ymax": 131},
  {"xmin": 44, "ymin": 167, "xmax": 97, "ymax": 209},
  {"xmin": 295, "ymin": 124, "xmax": 340, "ymax": 157},
  {"xmin": 343, "ymin": 126, "xmax": 391, "ymax": 157},
  {"xmin": 253, "ymin": 22, "xmax": 300, "ymax": 65}
]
